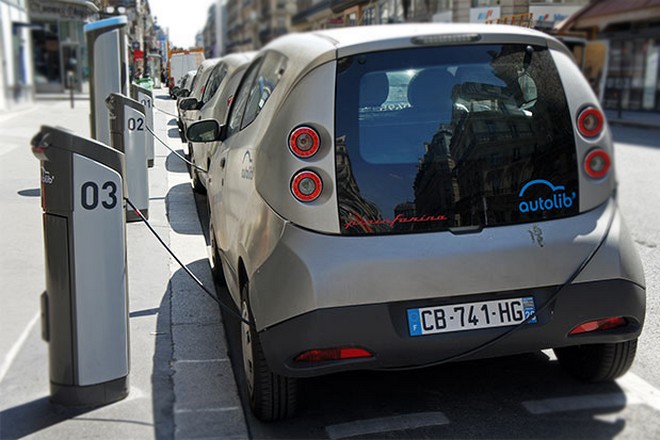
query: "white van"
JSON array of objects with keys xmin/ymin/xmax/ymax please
[{"xmin": 168, "ymin": 50, "xmax": 205, "ymax": 98}]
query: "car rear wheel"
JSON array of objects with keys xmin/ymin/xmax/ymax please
[
  {"xmin": 240, "ymin": 282, "xmax": 297, "ymax": 421},
  {"xmin": 553, "ymin": 339, "xmax": 638, "ymax": 382}
]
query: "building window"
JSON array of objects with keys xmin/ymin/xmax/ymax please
[
  {"xmin": 32, "ymin": 21, "xmax": 61, "ymax": 85},
  {"xmin": 472, "ymin": 0, "xmax": 498, "ymax": 7},
  {"xmin": 363, "ymin": 6, "xmax": 375, "ymax": 25},
  {"xmin": 438, "ymin": 0, "xmax": 453, "ymax": 11},
  {"xmin": 604, "ymin": 38, "xmax": 660, "ymax": 111}
]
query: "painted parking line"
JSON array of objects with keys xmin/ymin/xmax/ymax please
[
  {"xmin": 618, "ymin": 373, "xmax": 660, "ymax": 411},
  {"xmin": 325, "ymin": 412, "xmax": 450, "ymax": 440},
  {"xmin": 522, "ymin": 373, "xmax": 660, "ymax": 415},
  {"xmin": 174, "ymin": 406, "xmax": 241, "ymax": 414},
  {"xmin": 173, "ymin": 359, "xmax": 229, "ymax": 364},
  {"xmin": 0, "ymin": 312, "xmax": 40, "ymax": 384},
  {"xmin": 523, "ymin": 393, "xmax": 640, "ymax": 414}
]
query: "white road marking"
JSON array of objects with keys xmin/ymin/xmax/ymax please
[
  {"xmin": 173, "ymin": 359, "xmax": 229, "ymax": 364},
  {"xmin": 174, "ymin": 406, "xmax": 241, "ymax": 414},
  {"xmin": 325, "ymin": 412, "xmax": 450, "ymax": 440},
  {"xmin": 0, "ymin": 312, "xmax": 40, "ymax": 383},
  {"xmin": 618, "ymin": 373, "xmax": 660, "ymax": 411},
  {"xmin": 523, "ymin": 393, "xmax": 640, "ymax": 414},
  {"xmin": 523, "ymin": 373, "xmax": 660, "ymax": 415}
]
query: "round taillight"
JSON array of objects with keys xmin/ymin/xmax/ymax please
[
  {"xmin": 289, "ymin": 126, "xmax": 320, "ymax": 158},
  {"xmin": 291, "ymin": 170, "xmax": 322, "ymax": 202},
  {"xmin": 577, "ymin": 107, "xmax": 604, "ymax": 138},
  {"xmin": 584, "ymin": 148, "xmax": 611, "ymax": 179}
]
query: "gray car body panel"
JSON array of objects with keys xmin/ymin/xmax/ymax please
[
  {"xmin": 205, "ymin": 24, "xmax": 645, "ymax": 360},
  {"xmin": 250, "ymin": 200, "xmax": 643, "ymax": 330},
  {"xmin": 179, "ymin": 58, "xmax": 222, "ymax": 133},
  {"xmin": 190, "ymin": 52, "xmax": 256, "ymax": 188}
]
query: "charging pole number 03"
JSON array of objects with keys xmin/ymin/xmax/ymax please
[{"xmin": 80, "ymin": 181, "xmax": 118, "ymax": 210}]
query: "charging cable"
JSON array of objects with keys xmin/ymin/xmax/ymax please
[
  {"xmin": 385, "ymin": 199, "xmax": 618, "ymax": 371},
  {"xmin": 125, "ymin": 197, "xmax": 251, "ymax": 327},
  {"xmin": 145, "ymin": 125, "xmax": 208, "ymax": 174},
  {"xmin": 154, "ymin": 105, "xmax": 179, "ymax": 118}
]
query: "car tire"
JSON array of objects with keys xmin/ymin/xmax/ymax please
[
  {"xmin": 240, "ymin": 282, "xmax": 298, "ymax": 421},
  {"xmin": 209, "ymin": 223, "xmax": 225, "ymax": 286},
  {"xmin": 553, "ymin": 339, "xmax": 638, "ymax": 382},
  {"xmin": 190, "ymin": 147, "xmax": 206, "ymax": 194}
]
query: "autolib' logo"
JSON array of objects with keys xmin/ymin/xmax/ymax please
[{"xmin": 518, "ymin": 179, "xmax": 575, "ymax": 213}]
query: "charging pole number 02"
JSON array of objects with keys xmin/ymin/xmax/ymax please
[{"xmin": 128, "ymin": 117, "xmax": 144, "ymax": 132}]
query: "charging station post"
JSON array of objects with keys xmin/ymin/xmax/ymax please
[
  {"xmin": 107, "ymin": 93, "xmax": 149, "ymax": 222},
  {"xmin": 32, "ymin": 126, "xmax": 130, "ymax": 407},
  {"xmin": 131, "ymin": 84, "xmax": 155, "ymax": 168},
  {"xmin": 84, "ymin": 16, "xmax": 128, "ymax": 146}
]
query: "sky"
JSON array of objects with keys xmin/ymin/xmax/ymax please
[{"xmin": 149, "ymin": 0, "xmax": 217, "ymax": 49}]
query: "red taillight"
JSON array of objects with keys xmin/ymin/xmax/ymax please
[
  {"xmin": 577, "ymin": 107, "xmax": 604, "ymax": 138},
  {"xmin": 584, "ymin": 148, "xmax": 611, "ymax": 179},
  {"xmin": 291, "ymin": 170, "xmax": 322, "ymax": 202},
  {"xmin": 569, "ymin": 317, "xmax": 627, "ymax": 335},
  {"xmin": 289, "ymin": 126, "xmax": 320, "ymax": 158},
  {"xmin": 295, "ymin": 347, "xmax": 373, "ymax": 363}
]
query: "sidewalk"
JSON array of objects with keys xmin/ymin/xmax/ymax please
[{"xmin": 0, "ymin": 93, "xmax": 248, "ymax": 438}]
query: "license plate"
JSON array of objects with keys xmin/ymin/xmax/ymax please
[{"xmin": 407, "ymin": 297, "xmax": 537, "ymax": 336}]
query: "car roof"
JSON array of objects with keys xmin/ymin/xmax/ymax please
[
  {"xmin": 220, "ymin": 51, "xmax": 257, "ymax": 69},
  {"xmin": 264, "ymin": 23, "xmax": 571, "ymax": 70}
]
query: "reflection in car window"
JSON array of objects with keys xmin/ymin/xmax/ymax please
[
  {"xmin": 202, "ymin": 64, "xmax": 227, "ymax": 104},
  {"xmin": 226, "ymin": 59, "xmax": 262, "ymax": 138},
  {"xmin": 336, "ymin": 44, "xmax": 578, "ymax": 235},
  {"xmin": 240, "ymin": 52, "xmax": 287, "ymax": 130}
]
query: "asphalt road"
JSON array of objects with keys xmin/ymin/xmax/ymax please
[{"xmin": 200, "ymin": 124, "xmax": 660, "ymax": 439}]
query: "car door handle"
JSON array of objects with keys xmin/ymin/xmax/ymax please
[{"xmin": 220, "ymin": 158, "xmax": 226, "ymax": 168}]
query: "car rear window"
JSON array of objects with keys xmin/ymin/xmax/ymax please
[{"xmin": 335, "ymin": 44, "xmax": 578, "ymax": 235}]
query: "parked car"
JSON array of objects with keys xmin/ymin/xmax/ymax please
[
  {"xmin": 180, "ymin": 52, "xmax": 256, "ymax": 193},
  {"xmin": 173, "ymin": 69, "xmax": 198, "ymax": 137},
  {"xmin": 174, "ymin": 69, "xmax": 196, "ymax": 100},
  {"xmin": 177, "ymin": 58, "xmax": 222, "ymax": 142},
  {"xmin": 187, "ymin": 24, "xmax": 646, "ymax": 421}
]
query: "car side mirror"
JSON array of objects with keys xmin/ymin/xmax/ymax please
[
  {"xmin": 187, "ymin": 119, "xmax": 225, "ymax": 143},
  {"xmin": 177, "ymin": 88, "xmax": 190, "ymax": 98},
  {"xmin": 179, "ymin": 97, "xmax": 199, "ymax": 111}
]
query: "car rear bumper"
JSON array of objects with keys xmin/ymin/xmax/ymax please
[
  {"xmin": 250, "ymin": 200, "xmax": 644, "ymax": 331},
  {"xmin": 259, "ymin": 278, "xmax": 645, "ymax": 377}
]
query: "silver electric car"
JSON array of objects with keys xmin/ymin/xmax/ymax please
[
  {"xmin": 176, "ymin": 58, "xmax": 221, "ymax": 142},
  {"xmin": 188, "ymin": 24, "xmax": 646, "ymax": 421},
  {"xmin": 180, "ymin": 52, "xmax": 256, "ymax": 192}
]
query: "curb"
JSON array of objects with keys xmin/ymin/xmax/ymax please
[{"xmin": 608, "ymin": 119, "xmax": 660, "ymax": 131}]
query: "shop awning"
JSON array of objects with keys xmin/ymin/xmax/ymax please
[{"xmin": 564, "ymin": 0, "xmax": 660, "ymax": 31}]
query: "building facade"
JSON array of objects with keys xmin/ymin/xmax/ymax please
[
  {"xmin": 1, "ymin": 0, "xmax": 33, "ymax": 109},
  {"xmin": 29, "ymin": 0, "xmax": 160, "ymax": 93},
  {"xmin": 562, "ymin": 0, "xmax": 660, "ymax": 113},
  {"xmin": 225, "ymin": 0, "xmax": 296, "ymax": 52},
  {"xmin": 290, "ymin": 0, "xmax": 587, "ymax": 31},
  {"xmin": 29, "ymin": 0, "xmax": 99, "ymax": 93}
]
